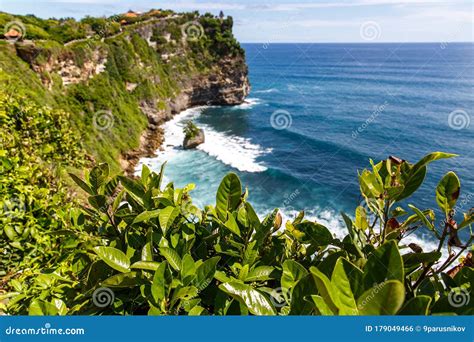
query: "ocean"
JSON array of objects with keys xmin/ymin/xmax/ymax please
[{"xmin": 136, "ymin": 43, "xmax": 473, "ymax": 246}]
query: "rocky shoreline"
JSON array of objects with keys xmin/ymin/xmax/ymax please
[{"xmin": 120, "ymin": 55, "xmax": 250, "ymax": 175}]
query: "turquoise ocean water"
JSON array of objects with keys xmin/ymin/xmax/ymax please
[{"xmin": 137, "ymin": 43, "xmax": 473, "ymax": 246}]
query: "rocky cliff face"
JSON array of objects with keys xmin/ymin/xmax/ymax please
[{"xmin": 9, "ymin": 15, "xmax": 250, "ymax": 173}]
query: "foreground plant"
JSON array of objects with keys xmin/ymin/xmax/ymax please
[{"xmin": 1, "ymin": 152, "xmax": 472, "ymax": 315}]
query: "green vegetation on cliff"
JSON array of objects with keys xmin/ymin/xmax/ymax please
[{"xmin": 0, "ymin": 10, "xmax": 244, "ymax": 171}]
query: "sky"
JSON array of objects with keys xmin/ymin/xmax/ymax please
[{"xmin": 0, "ymin": 0, "xmax": 472, "ymax": 42}]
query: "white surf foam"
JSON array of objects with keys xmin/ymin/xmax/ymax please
[
  {"xmin": 273, "ymin": 207, "xmax": 451, "ymax": 263},
  {"xmin": 135, "ymin": 105, "xmax": 271, "ymax": 174},
  {"xmin": 254, "ymin": 88, "xmax": 279, "ymax": 94},
  {"xmin": 231, "ymin": 98, "xmax": 261, "ymax": 110}
]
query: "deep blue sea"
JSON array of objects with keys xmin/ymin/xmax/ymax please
[{"xmin": 137, "ymin": 43, "xmax": 473, "ymax": 245}]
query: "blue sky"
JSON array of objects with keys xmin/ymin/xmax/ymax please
[{"xmin": 0, "ymin": 0, "xmax": 472, "ymax": 42}]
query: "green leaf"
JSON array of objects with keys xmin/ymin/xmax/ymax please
[
  {"xmin": 216, "ymin": 173, "xmax": 242, "ymax": 221},
  {"xmin": 181, "ymin": 254, "xmax": 196, "ymax": 282},
  {"xmin": 402, "ymin": 252, "xmax": 441, "ymax": 268},
  {"xmin": 130, "ymin": 261, "xmax": 161, "ymax": 271},
  {"xmin": 188, "ymin": 305, "xmax": 206, "ymax": 316},
  {"xmin": 359, "ymin": 169, "xmax": 383, "ymax": 198},
  {"xmin": 281, "ymin": 260, "xmax": 308, "ymax": 289},
  {"xmin": 310, "ymin": 267, "xmax": 339, "ymax": 315},
  {"xmin": 28, "ymin": 299, "xmax": 59, "ymax": 316},
  {"xmin": 119, "ymin": 176, "xmax": 146, "ymax": 199},
  {"xmin": 408, "ymin": 204, "xmax": 435, "ymax": 232},
  {"xmin": 436, "ymin": 171, "xmax": 461, "ymax": 214},
  {"xmin": 152, "ymin": 262, "xmax": 167, "ymax": 303},
  {"xmin": 170, "ymin": 286, "xmax": 199, "ymax": 308},
  {"xmin": 133, "ymin": 209, "xmax": 161, "ymax": 224},
  {"xmin": 219, "ymin": 282, "xmax": 276, "ymax": 315},
  {"xmin": 69, "ymin": 173, "xmax": 94, "ymax": 195},
  {"xmin": 340, "ymin": 258, "xmax": 365, "ymax": 299},
  {"xmin": 246, "ymin": 266, "xmax": 275, "ymax": 282},
  {"xmin": 398, "ymin": 295, "xmax": 432, "ymax": 315},
  {"xmin": 459, "ymin": 210, "xmax": 474, "ymax": 230},
  {"xmin": 355, "ymin": 206, "xmax": 369, "ymax": 230},
  {"xmin": 290, "ymin": 274, "xmax": 318, "ymax": 315},
  {"xmin": 397, "ymin": 152, "xmax": 457, "ymax": 201},
  {"xmin": 363, "ymin": 241, "xmax": 404, "ymax": 289},
  {"xmin": 93, "ymin": 246, "xmax": 130, "ymax": 273},
  {"xmin": 224, "ymin": 213, "xmax": 241, "ymax": 237},
  {"xmin": 193, "ymin": 256, "xmax": 220, "ymax": 290},
  {"xmin": 159, "ymin": 247, "xmax": 182, "ymax": 271},
  {"xmin": 357, "ymin": 280, "xmax": 405, "ymax": 315},
  {"xmin": 310, "ymin": 295, "xmax": 334, "ymax": 315},
  {"xmin": 101, "ymin": 272, "xmax": 140, "ymax": 287},
  {"xmin": 296, "ymin": 222, "xmax": 333, "ymax": 246},
  {"xmin": 88, "ymin": 195, "xmax": 107, "ymax": 212},
  {"xmin": 331, "ymin": 259, "xmax": 358, "ymax": 315},
  {"xmin": 159, "ymin": 206, "xmax": 180, "ymax": 234},
  {"xmin": 89, "ymin": 163, "xmax": 109, "ymax": 191}
]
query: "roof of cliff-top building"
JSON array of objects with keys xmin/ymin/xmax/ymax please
[
  {"xmin": 124, "ymin": 10, "xmax": 139, "ymax": 18},
  {"xmin": 4, "ymin": 29, "xmax": 22, "ymax": 38}
]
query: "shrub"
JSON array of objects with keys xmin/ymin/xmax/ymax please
[
  {"xmin": 0, "ymin": 92, "xmax": 83, "ymax": 277},
  {"xmin": 2, "ymin": 153, "xmax": 472, "ymax": 315},
  {"xmin": 183, "ymin": 120, "xmax": 200, "ymax": 140}
]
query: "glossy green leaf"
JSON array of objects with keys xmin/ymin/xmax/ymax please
[
  {"xmin": 296, "ymin": 222, "xmax": 333, "ymax": 246},
  {"xmin": 224, "ymin": 213, "xmax": 241, "ymax": 237},
  {"xmin": 152, "ymin": 262, "xmax": 167, "ymax": 303},
  {"xmin": 402, "ymin": 252, "xmax": 441, "ymax": 268},
  {"xmin": 101, "ymin": 272, "xmax": 140, "ymax": 287},
  {"xmin": 159, "ymin": 206, "xmax": 180, "ymax": 234},
  {"xmin": 246, "ymin": 266, "xmax": 275, "ymax": 282},
  {"xmin": 159, "ymin": 247, "xmax": 182, "ymax": 271},
  {"xmin": 133, "ymin": 209, "xmax": 160, "ymax": 224},
  {"xmin": 281, "ymin": 260, "xmax": 308, "ymax": 289},
  {"xmin": 363, "ymin": 241, "xmax": 404, "ymax": 289},
  {"xmin": 436, "ymin": 171, "xmax": 460, "ymax": 214},
  {"xmin": 310, "ymin": 267, "xmax": 339, "ymax": 315},
  {"xmin": 130, "ymin": 261, "xmax": 160, "ymax": 271},
  {"xmin": 69, "ymin": 173, "xmax": 94, "ymax": 195},
  {"xmin": 93, "ymin": 246, "xmax": 130, "ymax": 273},
  {"xmin": 331, "ymin": 259, "xmax": 358, "ymax": 315},
  {"xmin": 216, "ymin": 173, "xmax": 242, "ymax": 221},
  {"xmin": 193, "ymin": 256, "xmax": 220, "ymax": 290},
  {"xmin": 357, "ymin": 280, "xmax": 405, "ymax": 315},
  {"xmin": 398, "ymin": 295, "xmax": 432, "ymax": 315},
  {"xmin": 219, "ymin": 282, "xmax": 276, "ymax": 315}
]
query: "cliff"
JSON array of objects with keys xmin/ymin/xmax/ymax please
[{"xmin": 0, "ymin": 11, "xmax": 249, "ymax": 173}]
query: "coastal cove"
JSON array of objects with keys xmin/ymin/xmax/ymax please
[
  {"xmin": 135, "ymin": 43, "xmax": 474, "ymax": 248},
  {"xmin": 1, "ymin": 6, "xmax": 473, "ymax": 318}
]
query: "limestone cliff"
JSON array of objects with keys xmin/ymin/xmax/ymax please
[{"xmin": 2, "ymin": 12, "xmax": 250, "ymax": 173}]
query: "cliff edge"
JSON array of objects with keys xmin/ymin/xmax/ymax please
[{"xmin": 0, "ymin": 10, "xmax": 250, "ymax": 173}]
